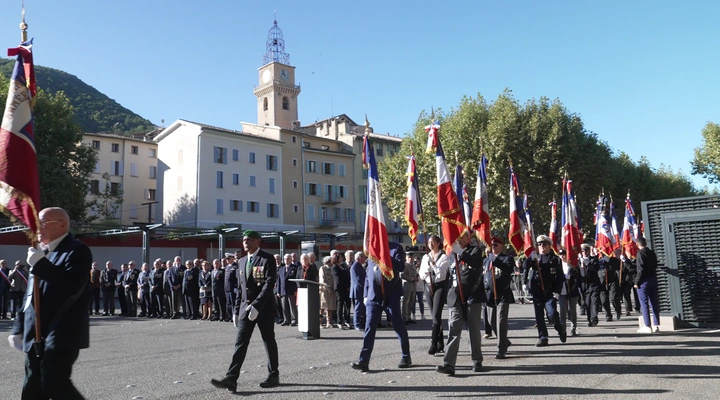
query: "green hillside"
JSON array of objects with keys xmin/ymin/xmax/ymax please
[{"xmin": 0, "ymin": 58, "xmax": 155, "ymax": 134}]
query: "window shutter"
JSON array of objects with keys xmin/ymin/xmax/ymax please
[
  {"xmin": 330, "ymin": 163, "xmax": 335, "ymax": 175},
  {"xmin": 119, "ymin": 162, "xmax": 124, "ymax": 176}
]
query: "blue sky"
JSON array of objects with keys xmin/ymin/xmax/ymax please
[{"xmin": 2, "ymin": 1, "xmax": 719, "ymax": 190}]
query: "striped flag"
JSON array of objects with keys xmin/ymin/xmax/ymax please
[
  {"xmin": 621, "ymin": 193, "xmax": 639, "ymax": 258},
  {"xmin": 508, "ymin": 165, "xmax": 526, "ymax": 254},
  {"xmin": 561, "ymin": 178, "xmax": 582, "ymax": 266},
  {"xmin": 548, "ymin": 198, "xmax": 560, "ymax": 254},
  {"xmin": 361, "ymin": 134, "xmax": 370, "ymax": 169},
  {"xmin": 425, "ymin": 120, "xmax": 440, "ymax": 153},
  {"xmin": 405, "ymin": 155, "xmax": 422, "ymax": 245},
  {"xmin": 363, "ymin": 135, "xmax": 393, "ymax": 280},
  {"xmin": 595, "ymin": 194, "xmax": 614, "ymax": 256},
  {"xmin": 609, "ymin": 198, "xmax": 621, "ymax": 252},
  {"xmin": 522, "ymin": 193, "xmax": 536, "ymax": 259},
  {"xmin": 453, "ymin": 164, "xmax": 472, "ymax": 229},
  {"xmin": 471, "ymin": 154, "xmax": 490, "ymax": 247},
  {"xmin": 0, "ymin": 39, "xmax": 40, "ymax": 240}
]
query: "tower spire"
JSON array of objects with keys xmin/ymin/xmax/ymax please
[{"xmin": 263, "ymin": 17, "xmax": 290, "ymax": 65}]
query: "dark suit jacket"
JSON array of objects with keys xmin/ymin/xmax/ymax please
[
  {"xmin": 364, "ymin": 242, "xmax": 405, "ymax": 304},
  {"xmin": 100, "ymin": 268, "xmax": 118, "ymax": 293},
  {"xmin": 295, "ymin": 263, "xmax": 319, "ymax": 287},
  {"xmin": 150, "ymin": 267, "xmax": 165, "ymax": 294},
  {"xmin": 350, "ymin": 261, "xmax": 366, "ymax": 300},
  {"xmin": 522, "ymin": 253, "xmax": 565, "ymax": 297},
  {"xmin": 635, "ymin": 247, "xmax": 658, "ymax": 286},
  {"xmin": 447, "ymin": 244, "xmax": 486, "ymax": 307},
  {"xmin": 183, "ymin": 266, "xmax": 200, "ymax": 296},
  {"xmin": 277, "ymin": 264, "xmax": 297, "ymax": 296},
  {"xmin": 224, "ymin": 262, "xmax": 238, "ymax": 292},
  {"xmin": 198, "ymin": 270, "xmax": 212, "ymax": 298},
  {"xmin": 212, "ymin": 268, "xmax": 225, "ymax": 297},
  {"xmin": 125, "ymin": 268, "xmax": 139, "ymax": 291},
  {"xmin": 331, "ymin": 263, "xmax": 350, "ymax": 294},
  {"xmin": 484, "ymin": 253, "xmax": 515, "ymax": 306},
  {"xmin": 233, "ymin": 249, "xmax": 277, "ymax": 317},
  {"xmin": 11, "ymin": 233, "xmax": 93, "ymax": 352}
]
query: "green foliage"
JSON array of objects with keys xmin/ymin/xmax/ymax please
[
  {"xmin": 0, "ymin": 58, "xmax": 154, "ymax": 134},
  {"xmin": 88, "ymin": 172, "xmax": 124, "ymax": 222},
  {"xmin": 691, "ymin": 122, "xmax": 720, "ymax": 184},
  {"xmin": 380, "ymin": 90, "xmax": 699, "ymax": 240}
]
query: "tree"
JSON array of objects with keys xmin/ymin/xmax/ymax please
[
  {"xmin": 1, "ymin": 73, "xmax": 98, "ymax": 222},
  {"xmin": 88, "ymin": 172, "xmax": 123, "ymax": 223},
  {"xmin": 691, "ymin": 122, "xmax": 720, "ymax": 184}
]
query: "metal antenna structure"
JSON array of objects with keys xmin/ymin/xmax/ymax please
[{"xmin": 263, "ymin": 18, "xmax": 290, "ymax": 65}]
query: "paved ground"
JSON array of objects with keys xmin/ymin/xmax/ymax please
[{"xmin": 1, "ymin": 303, "xmax": 718, "ymax": 399}]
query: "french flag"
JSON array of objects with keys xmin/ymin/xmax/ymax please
[
  {"xmin": 621, "ymin": 193, "xmax": 639, "ymax": 258},
  {"xmin": 561, "ymin": 178, "xmax": 582, "ymax": 266},
  {"xmin": 548, "ymin": 198, "xmax": 560, "ymax": 254},
  {"xmin": 430, "ymin": 132, "xmax": 467, "ymax": 253},
  {"xmin": 453, "ymin": 164, "xmax": 472, "ymax": 229},
  {"xmin": 595, "ymin": 194, "xmax": 614, "ymax": 256},
  {"xmin": 363, "ymin": 136, "xmax": 394, "ymax": 280},
  {"xmin": 425, "ymin": 120, "xmax": 440, "ymax": 154},
  {"xmin": 405, "ymin": 155, "xmax": 422, "ymax": 245},
  {"xmin": 471, "ymin": 154, "xmax": 491, "ymax": 247},
  {"xmin": 522, "ymin": 193, "xmax": 536, "ymax": 259},
  {"xmin": 610, "ymin": 198, "xmax": 621, "ymax": 252},
  {"xmin": 508, "ymin": 166, "xmax": 526, "ymax": 255}
]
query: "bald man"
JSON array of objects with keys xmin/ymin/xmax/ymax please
[{"xmin": 8, "ymin": 207, "xmax": 93, "ymax": 399}]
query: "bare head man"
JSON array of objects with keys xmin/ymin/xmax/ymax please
[{"xmin": 38, "ymin": 207, "xmax": 70, "ymax": 245}]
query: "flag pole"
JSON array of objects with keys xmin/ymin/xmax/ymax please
[{"xmin": 411, "ymin": 149, "xmax": 434, "ymax": 297}]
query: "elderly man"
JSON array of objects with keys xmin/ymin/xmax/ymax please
[
  {"xmin": 401, "ymin": 254, "xmax": 418, "ymax": 324},
  {"xmin": 580, "ymin": 243, "xmax": 601, "ymax": 327},
  {"xmin": 483, "ymin": 237, "xmax": 515, "ymax": 359},
  {"xmin": 224, "ymin": 253, "xmax": 239, "ymax": 323},
  {"xmin": 350, "ymin": 251, "xmax": 367, "ymax": 330},
  {"xmin": 277, "ymin": 254, "xmax": 298, "ymax": 326},
  {"xmin": 100, "ymin": 261, "xmax": 117, "ymax": 316},
  {"xmin": 124, "ymin": 261, "xmax": 140, "ymax": 317},
  {"xmin": 150, "ymin": 258, "xmax": 166, "ymax": 318},
  {"xmin": 331, "ymin": 250, "xmax": 351, "ymax": 329},
  {"xmin": 211, "ymin": 230, "xmax": 280, "ymax": 391},
  {"xmin": 9, "ymin": 261, "xmax": 29, "ymax": 320},
  {"xmin": 8, "ymin": 207, "xmax": 93, "ymax": 399}
]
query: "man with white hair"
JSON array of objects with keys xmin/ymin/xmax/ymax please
[{"xmin": 350, "ymin": 251, "xmax": 367, "ymax": 330}]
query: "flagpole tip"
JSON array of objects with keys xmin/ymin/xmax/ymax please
[{"xmin": 20, "ymin": 5, "xmax": 28, "ymax": 42}]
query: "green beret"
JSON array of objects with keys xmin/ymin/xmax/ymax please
[{"xmin": 243, "ymin": 230, "xmax": 261, "ymax": 239}]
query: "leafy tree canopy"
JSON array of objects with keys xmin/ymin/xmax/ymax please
[
  {"xmin": 691, "ymin": 122, "xmax": 720, "ymax": 184},
  {"xmin": 380, "ymin": 90, "xmax": 699, "ymax": 239}
]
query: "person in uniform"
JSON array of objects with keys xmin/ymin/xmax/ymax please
[
  {"xmin": 598, "ymin": 249, "xmax": 622, "ymax": 321},
  {"xmin": 183, "ymin": 259, "xmax": 201, "ymax": 320},
  {"xmin": 212, "ymin": 258, "xmax": 226, "ymax": 322},
  {"xmin": 558, "ymin": 250, "xmax": 582, "ymax": 337},
  {"xmin": 351, "ymin": 242, "xmax": 411, "ymax": 372},
  {"xmin": 100, "ymin": 261, "xmax": 117, "ymax": 316},
  {"xmin": 150, "ymin": 258, "xmax": 165, "ymax": 318},
  {"xmin": 620, "ymin": 246, "xmax": 640, "ymax": 315},
  {"xmin": 116, "ymin": 264, "xmax": 128, "ymax": 317},
  {"xmin": 224, "ymin": 253, "xmax": 239, "ymax": 323},
  {"xmin": 523, "ymin": 235, "xmax": 567, "ymax": 347},
  {"xmin": 436, "ymin": 231, "xmax": 486, "ymax": 375},
  {"xmin": 350, "ymin": 251, "xmax": 367, "ymax": 330},
  {"xmin": 137, "ymin": 263, "xmax": 151, "ymax": 317},
  {"xmin": 211, "ymin": 230, "xmax": 280, "ymax": 392},
  {"xmin": 579, "ymin": 244, "xmax": 601, "ymax": 327},
  {"xmin": 7, "ymin": 207, "xmax": 93, "ymax": 399},
  {"xmin": 483, "ymin": 236, "xmax": 515, "ymax": 359},
  {"xmin": 124, "ymin": 261, "xmax": 140, "ymax": 317},
  {"xmin": 420, "ymin": 235, "xmax": 450, "ymax": 355}
]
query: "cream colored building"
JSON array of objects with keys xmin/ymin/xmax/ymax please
[{"xmin": 82, "ymin": 133, "xmax": 159, "ymax": 225}]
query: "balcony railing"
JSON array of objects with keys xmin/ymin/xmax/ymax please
[
  {"xmin": 321, "ymin": 195, "xmax": 341, "ymax": 205},
  {"xmin": 316, "ymin": 219, "xmax": 337, "ymax": 229}
]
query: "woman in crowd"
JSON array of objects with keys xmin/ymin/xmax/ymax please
[
  {"xmin": 319, "ymin": 256, "xmax": 337, "ymax": 328},
  {"xmin": 420, "ymin": 235, "xmax": 451, "ymax": 355},
  {"xmin": 199, "ymin": 260, "xmax": 213, "ymax": 320}
]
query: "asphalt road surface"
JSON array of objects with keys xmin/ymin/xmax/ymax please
[{"xmin": 1, "ymin": 303, "xmax": 718, "ymax": 399}]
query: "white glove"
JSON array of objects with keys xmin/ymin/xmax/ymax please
[
  {"xmin": 530, "ymin": 252, "xmax": 538, "ymax": 261},
  {"xmin": 486, "ymin": 253, "xmax": 497, "ymax": 263},
  {"xmin": 363, "ymin": 297, "xmax": 368, "ymax": 305},
  {"xmin": 620, "ymin": 255, "xmax": 627, "ymax": 262},
  {"xmin": 451, "ymin": 242, "xmax": 463, "ymax": 255},
  {"xmin": 8, "ymin": 334, "xmax": 23, "ymax": 352},
  {"xmin": 522, "ymin": 284, "xmax": 529, "ymax": 293},
  {"xmin": 232, "ymin": 314, "xmax": 239, "ymax": 328},
  {"xmin": 246, "ymin": 305, "xmax": 259, "ymax": 321},
  {"xmin": 26, "ymin": 247, "xmax": 44, "ymax": 268}
]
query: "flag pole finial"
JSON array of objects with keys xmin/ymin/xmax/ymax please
[
  {"xmin": 430, "ymin": 107, "xmax": 435, "ymax": 121},
  {"xmin": 507, "ymin": 156, "xmax": 513, "ymax": 168},
  {"xmin": 20, "ymin": 1, "xmax": 28, "ymax": 42},
  {"xmin": 364, "ymin": 114, "xmax": 370, "ymax": 133}
]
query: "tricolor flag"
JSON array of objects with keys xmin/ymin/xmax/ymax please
[
  {"xmin": 361, "ymin": 134, "xmax": 370, "ymax": 169},
  {"xmin": 471, "ymin": 154, "xmax": 490, "ymax": 247},
  {"xmin": 621, "ymin": 193, "xmax": 639, "ymax": 258},
  {"xmin": 405, "ymin": 155, "xmax": 422, "ymax": 245},
  {"xmin": 595, "ymin": 194, "xmax": 614, "ymax": 256},
  {"xmin": 508, "ymin": 165, "xmax": 526, "ymax": 254},
  {"xmin": 609, "ymin": 198, "xmax": 621, "ymax": 252},
  {"xmin": 429, "ymin": 127, "xmax": 467, "ymax": 253},
  {"xmin": 425, "ymin": 120, "xmax": 440, "ymax": 153},
  {"xmin": 561, "ymin": 178, "xmax": 582, "ymax": 266},
  {"xmin": 0, "ymin": 39, "xmax": 40, "ymax": 240},
  {"xmin": 453, "ymin": 164, "xmax": 472, "ymax": 229},
  {"xmin": 522, "ymin": 193, "xmax": 536, "ymax": 259},
  {"xmin": 548, "ymin": 198, "xmax": 560, "ymax": 254},
  {"xmin": 363, "ymin": 136, "xmax": 393, "ymax": 280}
]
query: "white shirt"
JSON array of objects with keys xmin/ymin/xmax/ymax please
[
  {"xmin": 420, "ymin": 251, "xmax": 451, "ymax": 284},
  {"xmin": 43, "ymin": 232, "xmax": 69, "ymax": 253}
]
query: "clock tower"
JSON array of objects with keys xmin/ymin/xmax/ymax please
[{"xmin": 254, "ymin": 19, "xmax": 300, "ymax": 129}]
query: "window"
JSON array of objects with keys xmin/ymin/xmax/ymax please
[
  {"xmin": 362, "ymin": 169, "xmax": 368, "ymax": 179},
  {"xmin": 282, "ymin": 96, "xmax": 289, "ymax": 110},
  {"xmin": 320, "ymin": 207, "xmax": 329, "ymax": 221},
  {"xmin": 249, "ymin": 176, "xmax": 256, "ymax": 187},
  {"xmin": 293, "ymin": 180, "xmax": 298, "ymax": 189},
  {"xmin": 216, "ymin": 171, "xmax": 223, "ymax": 188},
  {"xmin": 130, "ymin": 145, "xmax": 138, "ymax": 155},
  {"xmin": 177, "ymin": 177, "xmax": 182, "ymax": 191},
  {"xmin": 339, "ymin": 185, "xmax": 348, "ymax": 198},
  {"xmin": 216, "ymin": 199, "xmax": 224, "ymax": 214},
  {"xmin": 306, "ymin": 160, "xmax": 317, "ymax": 173},
  {"xmin": 266, "ymin": 155, "xmax": 278, "ymax": 171},
  {"xmin": 294, "ymin": 205, "xmax": 299, "ymax": 213},
  {"xmin": 149, "ymin": 148, "xmax": 156, "ymax": 158},
  {"xmin": 306, "ymin": 183, "xmax": 318, "ymax": 196},
  {"xmin": 111, "ymin": 143, "xmax": 120, "ymax": 153},
  {"xmin": 249, "ymin": 152, "xmax": 256, "ymax": 164},
  {"xmin": 232, "ymin": 149, "xmax": 239, "ymax": 161},
  {"xmin": 269, "ymin": 178, "xmax": 275, "ymax": 194},
  {"xmin": 130, "ymin": 163, "xmax": 138, "ymax": 177},
  {"xmin": 292, "ymin": 158, "xmax": 298, "ymax": 167},
  {"xmin": 94, "ymin": 161, "xmax": 100, "ymax": 174},
  {"xmin": 307, "ymin": 205, "xmax": 316, "ymax": 221},
  {"xmin": 92, "ymin": 140, "xmax": 100, "ymax": 149},
  {"xmin": 110, "ymin": 182, "xmax": 121, "ymax": 196},
  {"xmin": 178, "ymin": 149, "xmax": 183, "ymax": 164},
  {"xmin": 389, "ymin": 144, "xmax": 398, "ymax": 155},
  {"xmin": 360, "ymin": 211, "xmax": 366, "ymax": 225},
  {"xmin": 267, "ymin": 203, "xmax": 279, "ymax": 218},
  {"xmin": 89, "ymin": 180, "xmax": 99, "ymax": 194},
  {"xmin": 149, "ymin": 166, "xmax": 157, "ymax": 179},
  {"xmin": 321, "ymin": 162, "xmax": 334, "ymax": 175},
  {"xmin": 232, "ymin": 173, "xmax": 239, "ymax": 185},
  {"xmin": 214, "ymin": 146, "xmax": 227, "ymax": 164},
  {"xmin": 263, "ymin": 97, "xmax": 268, "ymax": 111},
  {"xmin": 292, "ymin": 136, "xmax": 297, "ymax": 143},
  {"xmin": 129, "ymin": 204, "xmax": 138, "ymax": 219},
  {"xmin": 324, "ymin": 184, "xmax": 334, "ymax": 202},
  {"xmin": 247, "ymin": 201, "xmax": 259, "ymax": 213},
  {"xmin": 111, "ymin": 161, "xmax": 123, "ymax": 176},
  {"xmin": 360, "ymin": 185, "xmax": 368, "ymax": 204},
  {"xmin": 334, "ymin": 207, "xmax": 342, "ymax": 222},
  {"xmin": 345, "ymin": 208, "xmax": 355, "ymax": 223},
  {"xmin": 376, "ymin": 143, "xmax": 383, "ymax": 156},
  {"xmin": 339, "ymin": 164, "xmax": 346, "ymax": 177},
  {"xmin": 230, "ymin": 200, "xmax": 243, "ymax": 211},
  {"xmin": 146, "ymin": 189, "xmax": 156, "ymax": 200}
]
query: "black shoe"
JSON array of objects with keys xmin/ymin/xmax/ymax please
[
  {"xmin": 473, "ymin": 363, "xmax": 483, "ymax": 372},
  {"xmin": 436, "ymin": 364, "xmax": 455, "ymax": 376},
  {"xmin": 570, "ymin": 328, "xmax": 577, "ymax": 336},
  {"xmin": 625, "ymin": 311, "xmax": 631, "ymax": 317},
  {"xmin": 605, "ymin": 316, "xmax": 613, "ymax": 322},
  {"xmin": 281, "ymin": 322, "xmax": 289, "ymax": 326},
  {"xmin": 436, "ymin": 346, "xmax": 445, "ymax": 354},
  {"xmin": 210, "ymin": 377, "xmax": 237, "ymax": 393},
  {"xmin": 398, "ymin": 357, "xmax": 412, "ymax": 368},
  {"xmin": 408, "ymin": 320, "xmax": 417, "ymax": 324},
  {"xmin": 102, "ymin": 312, "xmax": 109, "ymax": 316},
  {"xmin": 495, "ymin": 353, "xmax": 506, "ymax": 359},
  {"xmin": 259, "ymin": 375, "xmax": 279, "ymax": 388},
  {"xmin": 616, "ymin": 312, "xmax": 621, "ymax": 320},
  {"xmin": 506, "ymin": 339, "xmax": 512, "ymax": 349},
  {"xmin": 428, "ymin": 343, "xmax": 437, "ymax": 355},
  {"xmin": 138, "ymin": 314, "xmax": 146, "ymax": 317},
  {"xmin": 351, "ymin": 362, "xmax": 369, "ymax": 372},
  {"xmin": 377, "ymin": 323, "xmax": 386, "ymax": 328},
  {"xmin": 559, "ymin": 329, "xmax": 567, "ymax": 343},
  {"xmin": 536, "ymin": 339, "xmax": 549, "ymax": 347}
]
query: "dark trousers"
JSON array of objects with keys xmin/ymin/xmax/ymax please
[
  {"xmin": 225, "ymin": 309, "xmax": 279, "ymax": 380},
  {"xmin": 225, "ymin": 291, "xmax": 236, "ymax": 321},
  {"xmin": 274, "ymin": 295, "xmax": 283, "ymax": 322},
  {"xmin": 533, "ymin": 294, "xmax": 563, "ymax": 340},
  {"xmin": 11, "ymin": 290, "xmax": 25, "ymax": 318},
  {"xmin": 600, "ymin": 282, "xmax": 621, "ymax": 318},
  {"xmin": 139, "ymin": 289, "xmax": 151, "ymax": 316},
  {"xmin": 171, "ymin": 289, "xmax": 184, "ymax": 317},
  {"xmin": 126, "ymin": 289, "xmax": 138, "ymax": 317},
  {"xmin": 352, "ymin": 298, "xmax": 366, "ymax": 329},
  {"xmin": 621, "ymin": 281, "xmax": 640, "ymax": 312},
  {"xmin": 117, "ymin": 287, "xmax": 127, "ymax": 315},
  {"xmin": 336, "ymin": 292, "xmax": 351, "ymax": 325},
  {"xmin": 213, "ymin": 294, "xmax": 227, "ymax": 320},
  {"xmin": 88, "ymin": 288, "xmax": 100, "ymax": 314},
  {"xmin": 0, "ymin": 289, "xmax": 9, "ymax": 318},
  {"xmin": 359, "ymin": 299, "xmax": 409, "ymax": 364},
  {"xmin": 23, "ymin": 346, "xmax": 83, "ymax": 400},
  {"xmin": 583, "ymin": 288, "xmax": 600, "ymax": 323},
  {"xmin": 103, "ymin": 290, "xmax": 116, "ymax": 314},
  {"xmin": 483, "ymin": 304, "xmax": 496, "ymax": 335},
  {"xmin": 184, "ymin": 293, "xmax": 200, "ymax": 318},
  {"xmin": 151, "ymin": 291, "xmax": 164, "ymax": 317},
  {"xmin": 427, "ymin": 283, "xmax": 446, "ymax": 349},
  {"xmin": 638, "ymin": 277, "xmax": 661, "ymax": 327},
  {"xmin": 281, "ymin": 293, "xmax": 298, "ymax": 323},
  {"xmin": 495, "ymin": 302, "xmax": 511, "ymax": 355}
]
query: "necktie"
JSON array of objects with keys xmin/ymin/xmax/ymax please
[{"xmin": 246, "ymin": 256, "xmax": 253, "ymax": 277}]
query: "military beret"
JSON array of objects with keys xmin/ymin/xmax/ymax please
[
  {"xmin": 243, "ymin": 230, "xmax": 262, "ymax": 239},
  {"xmin": 224, "ymin": 253, "xmax": 235, "ymax": 258},
  {"xmin": 536, "ymin": 235, "xmax": 552, "ymax": 245},
  {"xmin": 490, "ymin": 236, "xmax": 504, "ymax": 245},
  {"xmin": 581, "ymin": 243, "xmax": 592, "ymax": 251}
]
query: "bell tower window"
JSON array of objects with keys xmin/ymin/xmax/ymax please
[
  {"xmin": 263, "ymin": 97, "xmax": 268, "ymax": 111},
  {"xmin": 282, "ymin": 96, "xmax": 289, "ymax": 110}
]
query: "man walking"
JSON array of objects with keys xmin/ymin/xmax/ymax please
[{"xmin": 635, "ymin": 237, "xmax": 661, "ymax": 333}]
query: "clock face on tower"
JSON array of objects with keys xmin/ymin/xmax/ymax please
[
  {"xmin": 262, "ymin": 70, "xmax": 271, "ymax": 84},
  {"xmin": 280, "ymin": 69, "xmax": 290, "ymax": 81}
]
